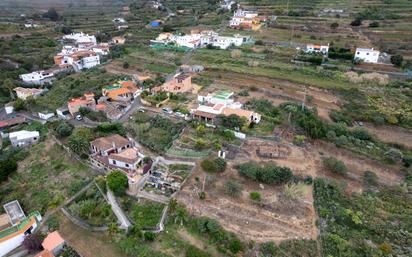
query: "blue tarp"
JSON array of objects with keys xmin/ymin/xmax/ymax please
[{"xmin": 150, "ymin": 21, "xmax": 161, "ymax": 27}]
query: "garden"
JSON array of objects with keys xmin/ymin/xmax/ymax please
[
  {"xmin": 67, "ymin": 185, "xmax": 116, "ymax": 227},
  {"xmin": 127, "ymin": 112, "xmax": 185, "ymax": 153}
]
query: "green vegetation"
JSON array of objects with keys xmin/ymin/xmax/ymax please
[
  {"xmin": 314, "ymin": 178, "xmax": 412, "ymax": 257},
  {"xmin": 107, "ymin": 170, "xmax": 128, "ymax": 196},
  {"xmin": 223, "ymin": 179, "xmax": 243, "ymax": 198},
  {"xmin": 68, "ymin": 186, "xmax": 115, "ymax": 226},
  {"xmin": 0, "ymin": 140, "xmax": 92, "ymax": 214},
  {"xmin": 323, "ymin": 157, "xmax": 347, "ymax": 175},
  {"xmin": 128, "ymin": 113, "xmax": 185, "ymax": 153},
  {"xmin": 236, "ymin": 162, "xmax": 293, "ymax": 185},
  {"xmin": 200, "ymin": 158, "xmax": 226, "ymax": 173},
  {"xmin": 130, "ymin": 200, "xmax": 164, "ymax": 229}
]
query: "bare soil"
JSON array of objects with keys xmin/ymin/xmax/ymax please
[
  {"xmin": 58, "ymin": 213, "xmax": 124, "ymax": 257},
  {"xmin": 362, "ymin": 123, "xmax": 412, "ymax": 149},
  {"xmin": 176, "ymin": 133, "xmax": 404, "ymax": 243}
]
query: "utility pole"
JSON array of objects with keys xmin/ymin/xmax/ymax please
[
  {"xmin": 286, "ymin": 0, "xmax": 290, "ymax": 14},
  {"xmin": 290, "ymin": 25, "xmax": 294, "ymax": 46},
  {"xmin": 301, "ymin": 86, "xmax": 307, "ymax": 111}
]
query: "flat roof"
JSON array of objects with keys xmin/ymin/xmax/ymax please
[
  {"xmin": 213, "ymin": 90, "xmax": 233, "ymax": 99},
  {"xmin": 3, "ymin": 200, "xmax": 26, "ymax": 226}
]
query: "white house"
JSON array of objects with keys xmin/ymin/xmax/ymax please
[
  {"xmin": 354, "ymin": 48, "xmax": 380, "ymax": 63},
  {"xmin": 81, "ymin": 55, "xmax": 100, "ymax": 69},
  {"xmin": 38, "ymin": 112, "xmax": 55, "ymax": 120},
  {"xmin": 9, "ymin": 130, "xmax": 40, "ymax": 147},
  {"xmin": 0, "ymin": 201, "xmax": 42, "ymax": 257},
  {"xmin": 56, "ymin": 107, "xmax": 70, "ymax": 119},
  {"xmin": 63, "ymin": 32, "xmax": 97, "ymax": 48},
  {"xmin": 151, "ymin": 31, "xmax": 251, "ymax": 50},
  {"xmin": 19, "ymin": 70, "xmax": 54, "ymax": 84},
  {"xmin": 13, "ymin": 87, "xmax": 44, "ymax": 100},
  {"xmin": 305, "ymin": 43, "xmax": 329, "ymax": 55}
]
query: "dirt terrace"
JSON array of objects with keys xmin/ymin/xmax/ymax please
[{"xmin": 176, "ymin": 135, "xmax": 404, "ymax": 243}]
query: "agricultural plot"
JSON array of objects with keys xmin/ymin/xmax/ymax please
[
  {"xmin": 0, "ymin": 137, "xmax": 93, "ymax": 214},
  {"xmin": 67, "ymin": 184, "xmax": 116, "ymax": 227}
]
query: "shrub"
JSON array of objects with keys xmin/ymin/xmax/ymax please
[
  {"xmin": 330, "ymin": 22, "xmax": 339, "ymax": 29},
  {"xmin": 369, "ymin": 21, "xmax": 380, "ymax": 27},
  {"xmin": 350, "ymin": 18, "xmax": 362, "ymax": 26},
  {"xmin": 390, "ymin": 54, "xmax": 403, "ymax": 67},
  {"xmin": 229, "ymin": 239, "xmax": 243, "ymax": 253},
  {"xmin": 323, "ymin": 157, "xmax": 347, "ymax": 175},
  {"xmin": 185, "ymin": 245, "xmax": 209, "ymax": 257},
  {"xmin": 107, "ymin": 170, "xmax": 128, "ymax": 196},
  {"xmin": 363, "ymin": 170, "xmax": 378, "ymax": 187},
  {"xmin": 201, "ymin": 158, "xmax": 226, "ymax": 173},
  {"xmin": 56, "ymin": 121, "xmax": 74, "ymax": 138},
  {"xmin": 224, "ymin": 179, "xmax": 243, "ymax": 197},
  {"xmin": 260, "ymin": 241, "xmax": 278, "ymax": 256},
  {"xmin": 230, "ymin": 49, "xmax": 242, "ymax": 58},
  {"xmin": 249, "ymin": 191, "xmax": 261, "ymax": 201},
  {"xmin": 0, "ymin": 158, "xmax": 17, "ymax": 183},
  {"xmin": 236, "ymin": 162, "xmax": 293, "ymax": 184},
  {"xmin": 283, "ymin": 183, "xmax": 306, "ymax": 201},
  {"xmin": 143, "ymin": 231, "xmax": 156, "ymax": 241}
]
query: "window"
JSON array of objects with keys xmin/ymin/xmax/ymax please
[
  {"xmin": 357, "ymin": 52, "xmax": 360, "ymax": 54},
  {"xmin": 367, "ymin": 53, "xmax": 369, "ymax": 55},
  {"xmin": 113, "ymin": 160, "xmax": 116, "ymax": 164},
  {"xmin": 125, "ymin": 164, "xmax": 129, "ymax": 167}
]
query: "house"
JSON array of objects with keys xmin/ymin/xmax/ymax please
[
  {"xmin": 151, "ymin": 30, "xmax": 251, "ymax": 50},
  {"xmin": 0, "ymin": 117, "xmax": 26, "ymax": 131},
  {"xmin": 354, "ymin": 48, "xmax": 380, "ymax": 63},
  {"xmin": 112, "ymin": 36, "xmax": 126, "ymax": 45},
  {"xmin": 102, "ymin": 80, "xmax": 140, "ymax": 101},
  {"xmin": 91, "ymin": 134, "xmax": 132, "ymax": 155},
  {"xmin": 9, "ymin": 130, "xmax": 40, "ymax": 147},
  {"xmin": 222, "ymin": 108, "xmax": 261, "ymax": 124},
  {"xmin": 92, "ymin": 43, "xmax": 110, "ymax": 55},
  {"xmin": 38, "ymin": 112, "xmax": 55, "ymax": 120},
  {"xmin": 197, "ymin": 90, "xmax": 242, "ymax": 108},
  {"xmin": 162, "ymin": 73, "xmax": 193, "ymax": 93},
  {"xmin": 305, "ymin": 43, "xmax": 329, "ymax": 55},
  {"xmin": 67, "ymin": 92, "xmax": 96, "ymax": 116},
  {"xmin": 90, "ymin": 135, "xmax": 144, "ymax": 176},
  {"xmin": 62, "ymin": 32, "xmax": 97, "ymax": 48},
  {"xmin": 229, "ymin": 9, "xmax": 265, "ymax": 30},
  {"xmin": 193, "ymin": 90, "xmax": 261, "ymax": 124},
  {"xmin": 56, "ymin": 107, "xmax": 70, "ymax": 119},
  {"xmin": 0, "ymin": 201, "xmax": 42, "ymax": 256},
  {"xmin": 19, "ymin": 70, "xmax": 54, "ymax": 84},
  {"xmin": 180, "ymin": 64, "xmax": 204, "ymax": 73},
  {"xmin": 13, "ymin": 87, "xmax": 44, "ymax": 100},
  {"xmin": 113, "ymin": 17, "xmax": 126, "ymax": 23},
  {"xmin": 54, "ymin": 50, "xmax": 100, "ymax": 71},
  {"xmin": 42, "ymin": 231, "xmax": 65, "ymax": 256}
]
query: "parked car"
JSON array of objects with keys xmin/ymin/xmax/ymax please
[
  {"xmin": 138, "ymin": 107, "xmax": 145, "ymax": 113},
  {"xmin": 162, "ymin": 107, "xmax": 173, "ymax": 114},
  {"xmin": 175, "ymin": 111, "xmax": 185, "ymax": 118},
  {"xmin": 75, "ymin": 114, "xmax": 83, "ymax": 121}
]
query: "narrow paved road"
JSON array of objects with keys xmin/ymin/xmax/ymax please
[{"xmin": 107, "ymin": 189, "xmax": 132, "ymax": 229}]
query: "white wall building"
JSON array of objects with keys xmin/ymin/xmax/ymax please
[
  {"xmin": 305, "ymin": 44, "xmax": 329, "ymax": 55},
  {"xmin": 354, "ymin": 48, "xmax": 380, "ymax": 63},
  {"xmin": 9, "ymin": 130, "xmax": 40, "ymax": 147},
  {"xmin": 0, "ymin": 201, "xmax": 42, "ymax": 257},
  {"xmin": 19, "ymin": 70, "xmax": 54, "ymax": 84},
  {"xmin": 63, "ymin": 32, "xmax": 97, "ymax": 48}
]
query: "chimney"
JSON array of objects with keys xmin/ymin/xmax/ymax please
[{"xmin": 112, "ymin": 142, "xmax": 116, "ymax": 151}]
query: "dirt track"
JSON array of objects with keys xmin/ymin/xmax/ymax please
[{"xmin": 362, "ymin": 123, "xmax": 412, "ymax": 149}]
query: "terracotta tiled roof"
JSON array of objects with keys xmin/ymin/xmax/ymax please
[
  {"xmin": 0, "ymin": 117, "xmax": 26, "ymax": 129},
  {"xmin": 109, "ymin": 148, "xmax": 140, "ymax": 163},
  {"xmin": 42, "ymin": 231, "xmax": 65, "ymax": 252},
  {"xmin": 91, "ymin": 134, "xmax": 130, "ymax": 151},
  {"xmin": 222, "ymin": 108, "xmax": 253, "ymax": 118},
  {"xmin": 193, "ymin": 110, "xmax": 216, "ymax": 119}
]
